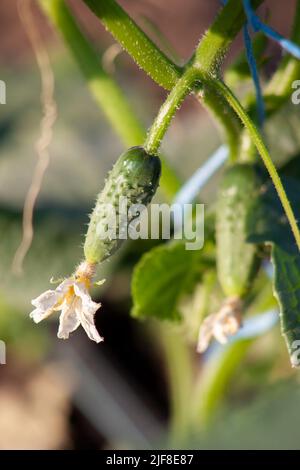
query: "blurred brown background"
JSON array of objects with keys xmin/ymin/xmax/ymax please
[
  {"xmin": 0, "ymin": 0, "xmax": 300, "ymax": 451},
  {"xmin": 1, "ymin": 1, "xmax": 297, "ymax": 71}
]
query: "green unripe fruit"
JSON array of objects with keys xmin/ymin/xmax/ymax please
[
  {"xmin": 84, "ymin": 146, "xmax": 161, "ymax": 264},
  {"xmin": 216, "ymin": 163, "xmax": 263, "ymax": 298}
]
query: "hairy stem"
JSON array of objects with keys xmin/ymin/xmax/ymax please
[
  {"xmin": 144, "ymin": 68, "xmax": 199, "ymax": 155},
  {"xmin": 200, "ymin": 89, "xmax": 242, "ymax": 161},
  {"xmin": 193, "ymin": 0, "xmax": 263, "ymax": 72},
  {"xmin": 83, "ymin": 0, "xmax": 182, "ymax": 89}
]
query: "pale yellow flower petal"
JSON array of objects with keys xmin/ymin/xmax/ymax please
[
  {"xmin": 74, "ymin": 283, "xmax": 103, "ymax": 343},
  {"xmin": 57, "ymin": 299, "xmax": 81, "ymax": 339},
  {"xmin": 30, "ymin": 279, "xmax": 73, "ymax": 323},
  {"xmin": 30, "ymin": 263, "xmax": 103, "ymax": 344},
  {"xmin": 30, "ymin": 291, "xmax": 60, "ymax": 323},
  {"xmin": 197, "ymin": 314, "xmax": 216, "ymax": 353}
]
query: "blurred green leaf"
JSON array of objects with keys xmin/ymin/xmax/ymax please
[
  {"xmin": 265, "ymin": 102, "xmax": 300, "ymax": 165},
  {"xmin": 247, "ymin": 176, "xmax": 300, "ymax": 250},
  {"xmin": 272, "ymin": 245, "xmax": 300, "ymax": 366},
  {"xmin": 131, "ymin": 241, "xmax": 214, "ymax": 321},
  {"xmin": 194, "ymin": 381, "xmax": 300, "ymax": 449},
  {"xmin": 280, "ymin": 152, "xmax": 300, "ymax": 180},
  {"xmin": 247, "ymin": 177, "xmax": 300, "ymax": 366},
  {"xmin": 225, "ymin": 33, "xmax": 268, "ymax": 87}
]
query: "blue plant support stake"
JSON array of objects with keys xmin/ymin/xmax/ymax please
[
  {"xmin": 223, "ymin": 0, "xmax": 300, "ymax": 124},
  {"xmin": 221, "ymin": 0, "xmax": 265, "ymax": 127},
  {"xmin": 243, "ymin": 0, "xmax": 300, "ymax": 60},
  {"xmin": 243, "ymin": 23, "xmax": 265, "ymax": 126}
]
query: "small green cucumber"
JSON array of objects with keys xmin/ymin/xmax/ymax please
[
  {"xmin": 84, "ymin": 146, "xmax": 161, "ymax": 264},
  {"xmin": 216, "ymin": 163, "xmax": 263, "ymax": 298}
]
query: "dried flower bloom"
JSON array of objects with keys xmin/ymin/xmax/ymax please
[
  {"xmin": 197, "ymin": 297, "xmax": 242, "ymax": 353},
  {"xmin": 30, "ymin": 261, "xmax": 103, "ymax": 343}
]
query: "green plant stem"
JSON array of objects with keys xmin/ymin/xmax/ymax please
[
  {"xmin": 144, "ymin": 68, "xmax": 199, "ymax": 155},
  {"xmin": 210, "ymin": 77, "xmax": 300, "ymax": 251},
  {"xmin": 83, "ymin": 0, "xmax": 182, "ymax": 90},
  {"xmin": 200, "ymin": 89, "xmax": 242, "ymax": 161},
  {"xmin": 193, "ymin": 0, "xmax": 263, "ymax": 71},
  {"xmin": 39, "ymin": 0, "xmax": 180, "ymax": 200},
  {"xmin": 192, "ymin": 0, "xmax": 262, "ymax": 162},
  {"xmin": 82, "ymin": 0, "xmax": 265, "ymax": 160}
]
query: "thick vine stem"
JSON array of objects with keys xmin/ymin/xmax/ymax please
[
  {"xmin": 193, "ymin": 0, "xmax": 264, "ymax": 72},
  {"xmin": 144, "ymin": 68, "xmax": 200, "ymax": 155},
  {"xmin": 83, "ymin": 0, "xmax": 182, "ymax": 90},
  {"xmin": 144, "ymin": 65, "xmax": 240, "ymax": 160},
  {"xmin": 199, "ymin": 89, "xmax": 242, "ymax": 162},
  {"xmin": 82, "ymin": 0, "xmax": 264, "ymax": 165}
]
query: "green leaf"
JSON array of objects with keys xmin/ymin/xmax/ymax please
[
  {"xmin": 246, "ymin": 177, "xmax": 300, "ymax": 366},
  {"xmin": 272, "ymin": 245, "xmax": 300, "ymax": 367},
  {"xmin": 131, "ymin": 241, "xmax": 213, "ymax": 322}
]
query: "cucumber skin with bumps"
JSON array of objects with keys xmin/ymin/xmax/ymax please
[
  {"xmin": 216, "ymin": 163, "xmax": 263, "ymax": 298},
  {"xmin": 84, "ymin": 146, "xmax": 161, "ymax": 264}
]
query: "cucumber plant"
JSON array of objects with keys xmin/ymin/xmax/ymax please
[
  {"xmin": 30, "ymin": 0, "xmax": 300, "ymax": 402},
  {"xmin": 216, "ymin": 163, "xmax": 263, "ymax": 300},
  {"xmin": 196, "ymin": 163, "xmax": 266, "ymax": 353}
]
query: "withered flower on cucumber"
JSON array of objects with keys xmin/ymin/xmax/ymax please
[{"xmin": 30, "ymin": 147, "xmax": 161, "ymax": 342}]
